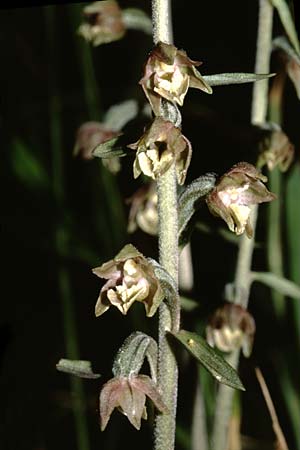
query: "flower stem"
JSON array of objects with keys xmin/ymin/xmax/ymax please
[
  {"xmin": 152, "ymin": 2, "xmax": 180, "ymax": 450},
  {"xmin": 212, "ymin": 1, "xmax": 274, "ymax": 449}
]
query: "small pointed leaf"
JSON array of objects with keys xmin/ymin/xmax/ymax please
[
  {"xmin": 178, "ymin": 173, "xmax": 217, "ymax": 247},
  {"xmin": 171, "ymin": 330, "xmax": 245, "ymax": 390},
  {"xmin": 251, "ymin": 271, "xmax": 300, "ymax": 300},
  {"xmin": 56, "ymin": 358, "xmax": 101, "ymax": 379},
  {"xmin": 271, "ymin": 0, "xmax": 300, "ymax": 55},
  {"xmin": 112, "ymin": 332, "xmax": 158, "ymax": 381},
  {"xmin": 103, "ymin": 99, "xmax": 139, "ymax": 131},
  {"xmin": 92, "ymin": 135, "xmax": 128, "ymax": 159},
  {"xmin": 122, "ymin": 8, "xmax": 152, "ymax": 35},
  {"xmin": 203, "ymin": 72, "xmax": 275, "ymax": 87}
]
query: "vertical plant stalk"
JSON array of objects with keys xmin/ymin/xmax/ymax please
[
  {"xmin": 268, "ymin": 73, "xmax": 285, "ymax": 317},
  {"xmin": 152, "ymin": 2, "xmax": 180, "ymax": 450},
  {"xmin": 212, "ymin": 1, "xmax": 274, "ymax": 449},
  {"xmin": 45, "ymin": 7, "xmax": 90, "ymax": 450}
]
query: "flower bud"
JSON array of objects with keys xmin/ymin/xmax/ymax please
[
  {"xmin": 206, "ymin": 162, "xmax": 276, "ymax": 238},
  {"xmin": 140, "ymin": 42, "xmax": 212, "ymax": 115},
  {"xmin": 258, "ymin": 126, "xmax": 294, "ymax": 172},
  {"xmin": 93, "ymin": 244, "xmax": 163, "ymax": 317},
  {"xmin": 206, "ymin": 303, "xmax": 255, "ymax": 357},
  {"xmin": 128, "ymin": 117, "xmax": 192, "ymax": 185},
  {"xmin": 78, "ymin": 0, "xmax": 125, "ymax": 46},
  {"xmin": 127, "ymin": 183, "xmax": 158, "ymax": 236},
  {"xmin": 100, "ymin": 374, "xmax": 168, "ymax": 431}
]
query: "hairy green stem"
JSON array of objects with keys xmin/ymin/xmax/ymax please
[
  {"xmin": 46, "ymin": 7, "xmax": 90, "ymax": 450},
  {"xmin": 212, "ymin": 1, "xmax": 274, "ymax": 449},
  {"xmin": 152, "ymin": 1, "xmax": 180, "ymax": 450}
]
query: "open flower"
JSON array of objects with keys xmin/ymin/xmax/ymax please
[
  {"xmin": 100, "ymin": 374, "xmax": 168, "ymax": 430},
  {"xmin": 206, "ymin": 303, "xmax": 256, "ymax": 357},
  {"xmin": 128, "ymin": 117, "xmax": 192, "ymax": 185},
  {"xmin": 78, "ymin": 0, "xmax": 125, "ymax": 46},
  {"xmin": 258, "ymin": 126, "xmax": 294, "ymax": 172},
  {"xmin": 93, "ymin": 244, "xmax": 163, "ymax": 317},
  {"xmin": 127, "ymin": 183, "xmax": 158, "ymax": 236},
  {"xmin": 140, "ymin": 42, "xmax": 212, "ymax": 115},
  {"xmin": 206, "ymin": 162, "xmax": 276, "ymax": 238}
]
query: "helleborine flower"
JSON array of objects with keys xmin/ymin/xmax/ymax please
[
  {"xmin": 73, "ymin": 121, "xmax": 121, "ymax": 173},
  {"xmin": 206, "ymin": 303, "xmax": 256, "ymax": 357},
  {"xmin": 78, "ymin": 0, "xmax": 125, "ymax": 46},
  {"xmin": 127, "ymin": 183, "xmax": 158, "ymax": 236},
  {"xmin": 93, "ymin": 244, "xmax": 163, "ymax": 317},
  {"xmin": 206, "ymin": 162, "xmax": 276, "ymax": 238},
  {"xmin": 258, "ymin": 127, "xmax": 294, "ymax": 172},
  {"xmin": 100, "ymin": 374, "xmax": 168, "ymax": 431},
  {"xmin": 128, "ymin": 117, "xmax": 192, "ymax": 185},
  {"xmin": 139, "ymin": 41, "xmax": 212, "ymax": 115}
]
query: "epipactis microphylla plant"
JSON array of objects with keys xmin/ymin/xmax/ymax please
[
  {"xmin": 78, "ymin": 0, "xmax": 125, "ymax": 46},
  {"xmin": 206, "ymin": 303, "xmax": 256, "ymax": 358},
  {"xmin": 206, "ymin": 162, "xmax": 276, "ymax": 238},
  {"xmin": 92, "ymin": 244, "xmax": 164, "ymax": 317},
  {"xmin": 128, "ymin": 116, "xmax": 192, "ymax": 185},
  {"xmin": 140, "ymin": 41, "xmax": 212, "ymax": 115}
]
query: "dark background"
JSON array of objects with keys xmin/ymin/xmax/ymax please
[{"xmin": 1, "ymin": 1, "xmax": 300, "ymax": 450}]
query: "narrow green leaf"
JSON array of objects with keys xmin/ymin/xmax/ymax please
[
  {"xmin": 203, "ymin": 72, "xmax": 275, "ymax": 87},
  {"xmin": 11, "ymin": 139, "xmax": 49, "ymax": 190},
  {"xmin": 178, "ymin": 173, "xmax": 217, "ymax": 247},
  {"xmin": 271, "ymin": 0, "xmax": 300, "ymax": 55},
  {"xmin": 171, "ymin": 330, "xmax": 245, "ymax": 391},
  {"xmin": 92, "ymin": 135, "xmax": 127, "ymax": 158},
  {"xmin": 56, "ymin": 359, "xmax": 101, "ymax": 379},
  {"xmin": 251, "ymin": 271, "xmax": 300, "ymax": 300},
  {"xmin": 122, "ymin": 8, "xmax": 152, "ymax": 35},
  {"xmin": 180, "ymin": 296, "xmax": 199, "ymax": 312},
  {"xmin": 103, "ymin": 99, "xmax": 139, "ymax": 131},
  {"xmin": 112, "ymin": 332, "xmax": 158, "ymax": 381}
]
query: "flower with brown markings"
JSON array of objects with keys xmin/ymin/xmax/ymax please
[
  {"xmin": 100, "ymin": 374, "xmax": 168, "ymax": 430},
  {"xmin": 78, "ymin": 0, "xmax": 125, "ymax": 46},
  {"xmin": 206, "ymin": 303, "xmax": 255, "ymax": 357},
  {"xmin": 140, "ymin": 41, "xmax": 212, "ymax": 115},
  {"xmin": 206, "ymin": 162, "xmax": 276, "ymax": 238},
  {"xmin": 128, "ymin": 117, "xmax": 192, "ymax": 185},
  {"xmin": 93, "ymin": 244, "xmax": 163, "ymax": 317}
]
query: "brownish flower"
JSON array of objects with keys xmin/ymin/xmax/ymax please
[
  {"xmin": 73, "ymin": 121, "xmax": 121, "ymax": 173},
  {"xmin": 100, "ymin": 374, "xmax": 168, "ymax": 430},
  {"xmin": 206, "ymin": 303, "xmax": 255, "ymax": 357},
  {"xmin": 258, "ymin": 126, "xmax": 294, "ymax": 172},
  {"xmin": 128, "ymin": 117, "xmax": 192, "ymax": 185},
  {"xmin": 139, "ymin": 42, "xmax": 212, "ymax": 115},
  {"xmin": 78, "ymin": 0, "xmax": 125, "ymax": 46},
  {"xmin": 206, "ymin": 162, "xmax": 276, "ymax": 238},
  {"xmin": 127, "ymin": 183, "xmax": 158, "ymax": 236},
  {"xmin": 93, "ymin": 244, "xmax": 163, "ymax": 317}
]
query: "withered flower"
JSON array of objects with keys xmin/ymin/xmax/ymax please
[
  {"xmin": 128, "ymin": 117, "xmax": 192, "ymax": 185},
  {"xmin": 100, "ymin": 374, "xmax": 168, "ymax": 430},
  {"xmin": 258, "ymin": 126, "xmax": 294, "ymax": 172},
  {"xmin": 73, "ymin": 121, "xmax": 121, "ymax": 173},
  {"xmin": 127, "ymin": 183, "xmax": 158, "ymax": 236},
  {"xmin": 140, "ymin": 41, "xmax": 212, "ymax": 115},
  {"xmin": 78, "ymin": 0, "xmax": 125, "ymax": 46},
  {"xmin": 206, "ymin": 303, "xmax": 255, "ymax": 357},
  {"xmin": 206, "ymin": 162, "xmax": 276, "ymax": 238},
  {"xmin": 93, "ymin": 244, "xmax": 163, "ymax": 317}
]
